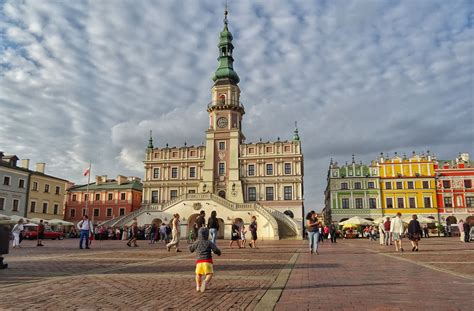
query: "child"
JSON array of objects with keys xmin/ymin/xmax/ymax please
[
  {"xmin": 189, "ymin": 227, "xmax": 221, "ymax": 292},
  {"xmin": 240, "ymin": 225, "xmax": 247, "ymax": 248}
]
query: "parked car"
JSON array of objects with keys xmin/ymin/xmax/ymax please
[{"xmin": 22, "ymin": 224, "xmax": 65, "ymax": 240}]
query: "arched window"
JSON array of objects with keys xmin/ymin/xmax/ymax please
[{"xmin": 218, "ymin": 190, "xmax": 226, "ymax": 199}]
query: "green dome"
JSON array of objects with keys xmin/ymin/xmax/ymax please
[{"xmin": 212, "ymin": 18, "xmax": 239, "ymax": 84}]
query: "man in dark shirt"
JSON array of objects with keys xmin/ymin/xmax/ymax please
[
  {"xmin": 37, "ymin": 220, "xmax": 45, "ymax": 247},
  {"xmin": 463, "ymin": 220, "xmax": 470, "ymax": 243}
]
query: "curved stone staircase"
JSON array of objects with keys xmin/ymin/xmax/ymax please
[{"xmin": 100, "ymin": 193, "xmax": 301, "ymax": 239}]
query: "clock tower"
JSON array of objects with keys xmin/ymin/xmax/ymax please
[{"xmin": 201, "ymin": 8, "xmax": 245, "ymax": 203}]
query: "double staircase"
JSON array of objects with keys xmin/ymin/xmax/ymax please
[{"xmin": 101, "ymin": 193, "xmax": 301, "ymax": 239}]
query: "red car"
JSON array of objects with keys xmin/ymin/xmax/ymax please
[{"xmin": 22, "ymin": 224, "xmax": 65, "ymax": 240}]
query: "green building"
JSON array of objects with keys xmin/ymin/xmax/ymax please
[{"xmin": 323, "ymin": 156, "xmax": 382, "ymax": 224}]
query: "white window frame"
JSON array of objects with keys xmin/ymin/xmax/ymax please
[
  {"xmin": 408, "ymin": 197, "xmax": 417, "ymax": 208},
  {"xmin": 218, "ymin": 162, "xmax": 225, "ymax": 175},
  {"xmin": 284, "ymin": 163, "xmax": 292, "ymax": 175},
  {"xmin": 397, "ymin": 197, "xmax": 405, "ymax": 209},
  {"xmin": 248, "ymin": 164, "xmax": 255, "ymax": 176},
  {"xmin": 218, "ymin": 141, "xmax": 226, "ymax": 150},
  {"xmin": 170, "ymin": 189, "xmax": 178, "ymax": 200},
  {"xmin": 12, "ymin": 198, "xmax": 20, "ymax": 211},
  {"xmin": 266, "ymin": 163, "xmax": 274, "ymax": 176},
  {"xmin": 42, "ymin": 201, "xmax": 49, "ymax": 214},
  {"xmin": 171, "ymin": 167, "xmax": 178, "ymax": 179},
  {"xmin": 0, "ymin": 196, "xmax": 4, "ymax": 210},
  {"xmin": 18, "ymin": 178, "xmax": 25, "ymax": 189},
  {"xmin": 3, "ymin": 175, "xmax": 11, "ymax": 186},
  {"xmin": 30, "ymin": 200, "xmax": 37, "ymax": 213},
  {"xmin": 283, "ymin": 186, "xmax": 292, "ymax": 200},
  {"xmin": 189, "ymin": 166, "xmax": 197, "ymax": 178},
  {"xmin": 153, "ymin": 168, "xmax": 160, "ymax": 179},
  {"xmin": 53, "ymin": 203, "xmax": 59, "ymax": 215}
]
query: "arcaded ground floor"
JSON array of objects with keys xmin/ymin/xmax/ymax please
[{"xmin": 0, "ymin": 237, "xmax": 473, "ymax": 310}]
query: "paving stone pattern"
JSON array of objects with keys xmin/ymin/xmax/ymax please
[{"xmin": 0, "ymin": 237, "xmax": 472, "ymax": 310}]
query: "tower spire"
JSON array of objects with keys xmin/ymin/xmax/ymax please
[
  {"xmin": 293, "ymin": 121, "xmax": 300, "ymax": 141},
  {"xmin": 212, "ymin": 3, "xmax": 240, "ymax": 84},
  {"xmin": 147, "ymin": 130, "xmax": 154, "ymax": 149}
]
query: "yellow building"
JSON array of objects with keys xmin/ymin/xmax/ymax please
[
  {"xmin": 26, "ymin": 162, "xmax": 69, "ymax": 220},
  {"xmin": 376, "ymin": 152, "xmax": 438, "ymax": 217}
]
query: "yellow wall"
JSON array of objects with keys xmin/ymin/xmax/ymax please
[
  {"xmin": 27, "ymin": 174, "xmax": 68, "ymax": 220},
  {"xmin": 378, "ymin": 156, "xmax": 438, "ymax": 215}
]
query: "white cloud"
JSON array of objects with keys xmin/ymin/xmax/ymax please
[{"xmin": 0, "ymin": 0, "xmax": 472, "ymax": 211}]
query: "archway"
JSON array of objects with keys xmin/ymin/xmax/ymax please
[
  {"xmin": 187, "ymin": 213, "xmax": 200, "ymax": 239},
  {"xmin": 446, "ymin": 216, "xmax": 457, "ymax": 225},
  {"xmin": 284, "ymin": 210, "xmax": 294, "ymax": 218},
  {"xmin": 218, "ymin": 190, "xmax": 226, "ymax": 199},
  {"xmin": 217, "ymin": 218, "xmax": 225, "ymax": 239}
]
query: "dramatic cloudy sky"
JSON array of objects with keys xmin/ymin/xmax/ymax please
[{"xmin": 0, "ymin": 0, "xmax": 472, "ymax": 211}]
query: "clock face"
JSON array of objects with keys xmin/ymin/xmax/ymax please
[{"xmin": 217, "ymin": 117, "xmax": 228, "ymax": 128}]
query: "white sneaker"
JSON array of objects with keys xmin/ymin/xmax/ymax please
[
  {"xmin": 196, "ymin": 285, "xmax": 200, "ymax": 292},
  {"xmin": 200, "ymin": 280, "xmax": 206, "ymax": 293}
]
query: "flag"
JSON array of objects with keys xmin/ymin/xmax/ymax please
[{"xmin": 83, "ymin": 168, "xmax": 90, "ymax": 176}]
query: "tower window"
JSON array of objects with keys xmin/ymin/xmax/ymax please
[
  {"xmin": 219, "ymin": 163, "xmax": 225, "ymax": 175},
  {"xmin": 218, "ymin": 142, "xmax": 226, "ymax": 150}
]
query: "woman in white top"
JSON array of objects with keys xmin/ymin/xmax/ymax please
[
  {"xmin": 390, "ymin": 213, "xmax": 405, "ymax": 252},
  {"xmin": 12, "ymin": 219, "xmax": 24, "ymax": 248},
  {"xmin": 166, "ymin": 214, "xmax": 181, "ymax": 252}
]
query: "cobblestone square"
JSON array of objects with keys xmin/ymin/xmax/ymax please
[{"xmin": 0, "ymin": 237, "xmax": 473, "ymax": 310}]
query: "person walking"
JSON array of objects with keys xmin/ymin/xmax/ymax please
[
  {"xmin": 458, "ymin": 220, "xmax": 465, "ymax": 242},
  {"xmin": 127, "ymin": 221, "xmax": 139, "ymax": 247},
  {"xmin": 249, "ymin": 216, "xmax": 258, "ymax": 248},
  {"xmin": 422, "ymin": 224, "xmax": 430, "ymax": 238},
  {"xmin": 407, "ymin": 214, "xmax": 422, "ymax": 251},
  {"xmin": 229, "ymin": 219, "xmax": 241, "ymax": 248},
  {"xmin": 150, "ymin": 223, "xmax": 157, "ymax": 244},
  {"xmin": 77, "ymin": 215, "xmax": 93, "ymax": 249},
  {"xmin": 37, "ymin": 219, "xmax": 45, "ymax": 247},
  {"xmin": 463, "ymin": 219, "xmax": 470, "ymax": 243},
  {"xmin": 240, "ymin": 225, "xmax": 247, "ymax": 248},
  {"xmin": 189, "ymin": 227, "xmax": 221, "ymax": 293},
  {"xmin": 12, "ymin": 219, "xmax": 24, "ymax": 248},
  {"xmin": 390, "ymin": 213, "xmax": 405, "ymax": 252},
  {"xmin": 383, "ymin": 217, "xmax": 392, "ymax": 246},
  {"xmin": 329, "ymin": 223, "xmax": 337, "ymax": 243},
  {"xmin": 378, "ymin": 220, "xmax": 385, "ymax": 246},
  {"xmin": 166, "ymin": 214, "xmax": 181, "ymax": 252},
  {"xmin": 306, "ymin": 211, "xmax": 320, "ymax": 254},
  {"xmin": 207, "ymin": 211, "xmax": 219, "ymax": 245}
]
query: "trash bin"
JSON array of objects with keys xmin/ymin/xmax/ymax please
[{"xmin": 0, "ymin": 224, "xmax": 10, "ymax": 269}]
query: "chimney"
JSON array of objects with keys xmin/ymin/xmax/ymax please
[
  {"xmin": 117, "ymin": 175, "xmax": 127, "ymax": 185},
  {"xmin": 21, "ymin": 159, "xmax": 30, "ymax": 170},
  {"xmin": 35, "ymin": 163, "xmax": 45, "ymax": 173},
  {"xmin": 95, "ymin": 175, "xmax": 102, "ymax": 185}
]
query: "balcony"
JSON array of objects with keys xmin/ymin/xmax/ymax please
[{"xmin": 207, "ymin": 99, "xmax": 245, "ymax": 111}]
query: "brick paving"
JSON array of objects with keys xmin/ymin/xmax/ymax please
[{"xmin": 0, "ymin": 237, "xmax": 472, "ymax": 310}]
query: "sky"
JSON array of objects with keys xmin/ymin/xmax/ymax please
[{"xmin": 0, "ymin": 0, "xmax": 473, "ymax": 212}]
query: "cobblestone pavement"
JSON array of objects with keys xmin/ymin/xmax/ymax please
[{"xmin": 0, "ymin": 237, "xmax": 472, "ymax": 310}]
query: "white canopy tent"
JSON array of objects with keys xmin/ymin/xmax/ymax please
[{"xmin": 339, "ymin": 216, "xmax": 374, "ymax": 226}]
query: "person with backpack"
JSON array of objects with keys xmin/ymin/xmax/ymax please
[{"xmin": 207, "ymin": 211, "xmax": 219, "ymax": 245}]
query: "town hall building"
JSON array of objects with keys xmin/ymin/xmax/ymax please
[{"xmin": 104, "ymin": 10, "xmax": 304, "ymax": 239}]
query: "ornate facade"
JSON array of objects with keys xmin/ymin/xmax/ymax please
[
  {"xmin": 65, "ymin": 175, "xmax": 142, "ymax": 224},
  {"xmin": 435, "ymin": 153, "xmax": 474, "ymax": 224},
  {"xmin": 106, "ymin": 10, "xmax": 303, "ymax": 239},
  {"xmin": 323, "ymin": 157, "xmax": 382, "ymax": 223}
]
